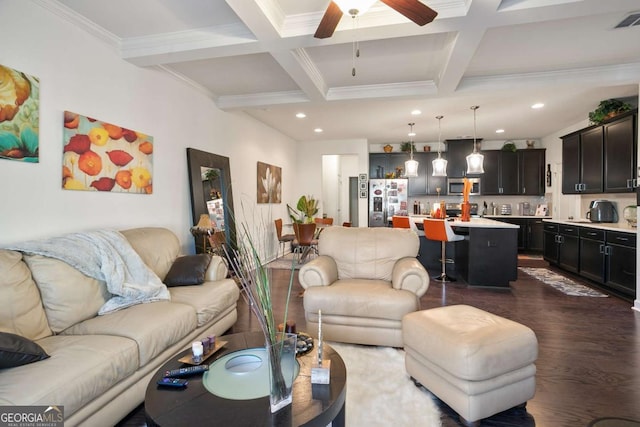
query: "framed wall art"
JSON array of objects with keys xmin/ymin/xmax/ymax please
[
  {"xmin": 62, "ymin": 111, "xmax": 153, "ymax": 193},
  {"xmin": 257, "ymin": 161, "xmax": 281, "ymax": 204},
  {"xmin": 0, "ymin": 64, "xmax": 40, "ymax": 163}
]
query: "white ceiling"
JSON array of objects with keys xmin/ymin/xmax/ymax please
[{"xmin": 45, "ymin": 0, "xmax": 640, "ymax": 144}]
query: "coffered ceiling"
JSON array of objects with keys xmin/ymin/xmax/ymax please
[{"xmin": 44, "ymin": 0, "xmax": 640, "ymax": 144}]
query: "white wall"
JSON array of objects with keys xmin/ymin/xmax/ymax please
[
  {"xmin": 296, "ymin": 139, "xmax": 369, "ymax": 227},
  {"xmin": 0, "ymin": 1, "xmax": 297, "ymax": 258}
]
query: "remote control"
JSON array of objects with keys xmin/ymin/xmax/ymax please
[
  {"xmin": 157, "ymin": 377, "xmax": 188, "ymax": 388},
  {"xmin": 164, "ymin": 365, "xmax": 209, "ymax": 378}
]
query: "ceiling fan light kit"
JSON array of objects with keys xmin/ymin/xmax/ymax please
[
  {"xmin": 432, "ymin": 115, "xmax": 447, "ymax": 177},
  {"xmin": 466, "ymin": 106, "xmax": 485, "ymax": 175},
  {"xmin": 404, "ymin": 122, "xmax": 419, "ymax": 178},
  {"xmin": 334, "ymin": 0, "xmax": 377, "ymax": 16}
]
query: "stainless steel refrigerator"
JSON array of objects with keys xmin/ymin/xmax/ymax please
[{"xmin": 368, "ymin": 179, "xmax": 409, "ymax": 227}]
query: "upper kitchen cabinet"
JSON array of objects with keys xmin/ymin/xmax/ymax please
[
  {"xmin": 482, "ymin": 150, "xmax": 518, "ymax": 195},
  {"xmin": 604, "ymin": 113, "xmax": 637, "ymax": 193},
  {"xmin": 369, "ymin": 153, "xmax": 406, "ymax": 179},
  {"xmin": 519, "ymin": 149, "xmax": 545, "ymax": 195},
  {"xmin": 445, "ymin": 139, "xmax": 483, "ymax": 178},
  {"xmin": 562, "ymin": 109, "xmax": 637, "ymax": 194},
  {"xmin": 406, "ymin": 152, "xmax": 448, "ymax": 196}
]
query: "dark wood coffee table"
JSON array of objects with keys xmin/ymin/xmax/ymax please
[{"xmin": 145, "ymin": 331, "xmax": 346, "ymax": 426}]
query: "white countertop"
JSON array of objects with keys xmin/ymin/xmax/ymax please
[
  {"xmin": 542, "ymin": 218, "xmax": 637, "ymax": 234},
  {"xmin": 485, "ymin": 215, "xmax": 552, "ymax": 220},
  {"xmin": 410, "ymin": 216, "xmax": 519, "ymax": 229}
]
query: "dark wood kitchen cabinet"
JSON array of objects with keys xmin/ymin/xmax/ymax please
[
  {"xmin": 407, "ymin": 152, "xmax": 447, "ymax": 196},
  {"xmin": 519, "ymin": 149, "xmax": 545, "ymax": 195},
  {"xmin": 578, "ymin": 228, "xmax": 606, "ymax": 283},
  {"xmin": 543, "ymin": 223, "xmax": 579, "ymax": 273},
  {"xmin": 445, "ymin": 139, "xmax": 482, "ymax": 178},
  {"xmin": 562, "ymin": 109, "xmax": 637, "ymax": 194},
  {"xmin": 495, "ymin": 217, "xmax": 544, "ymax": 252},
  {"xmin": 604, "ymin": 113, "xmax": 637, "ymax": 193},
  {"xmin": 482, "ymin": 150, "xmax": 518, "ymax": 195},
  {"xmin": 605, "ymin": 231, "xmax": 636, "ymax": 297}
]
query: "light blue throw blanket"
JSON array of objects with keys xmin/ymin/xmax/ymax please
[{"xmin": 8, "ymin": 230, "xmax": 170, "ymax": 315}]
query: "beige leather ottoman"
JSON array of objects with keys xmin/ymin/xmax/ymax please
[{"xmin": 402, "ymin": 305, "xmax": 538, "ymax": 426}]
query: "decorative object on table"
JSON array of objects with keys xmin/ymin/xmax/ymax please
[
  {"xmin": 256, "ymin": 161, "xmax": 282, "ymax": 204},
  {"xmin": 623, "ymin": 205, "xmax": 637, "ymax": 227},
  {"xmin": 461, "ymin": 177, "xmax": 471, "ymax": 222},
  {"xmin": 190, "ymin": 214, "xmax": 216, "ymax": 253},
  {"xmin": 588, "ymin": 98, "xmax": 633, "ymax": 125},
  {"xmin": 383, "ymin": 144, "xmax": 393, "ymax": 152},
  {"xmin": 295, "ymin": 332, "xmax": 314, "ymax": 356},
  {"xmin": 311, "ymin": 310, "xmax": 331, "ymax": 384},
  {"xmin": 501, "ymin": 140, "xmax": 517, "ymax": 152},
  {"xmin": 466, "ymin": 105, "xmax": 484, "ymax": 174},
  {"xmin": 287, "ymin": 195, "xmax": 318, "ymax": 224},
  {"xmin": 0, "ymin": 64, "xmax": 39, "ymax": 163},
  {"xmin": 526, "ymin": 140, "xmax": 536, "ymax": 148},
  {"xmin": 178, "ymin": 339, "xmax": 228, "ymax": 365},
  {"xmin": 403, "ymin": 123, "xmax": 419, "ymax": 177},
  {"xmin": 432, "ymin": 115, "xmax": 447, "ymax": 177},
  {"xmin": 223, "ymin": 211, "xmax": 298, "ymax": 413}
]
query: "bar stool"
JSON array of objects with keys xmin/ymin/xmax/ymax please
[
  {"xmin": 392, "ymin": 215, "xmax": 410, "ymax": 228},
  {"xmin": 423, "ymin": 219, "xmax": 464, "ymax": 282}
]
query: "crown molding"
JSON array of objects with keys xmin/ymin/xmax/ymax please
[
  {"xmin": 157, "ymin": 65, "xmax": 218, "ymax": 101},
  {"xmin": 327, "ymin": 81, "xmax": 438, "ymax": 101},
  {"xmin": 33, "ymin": 0, "xmax": 120, "ymax": 52},
  {"xmin": 216, "ymin": 90, "xmax": 309, "ymax": 110}
]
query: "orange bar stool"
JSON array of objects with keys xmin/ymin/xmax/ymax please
[
  {"xmin": 423, "ymin": 219, "xmax": 464, "ymax": 282},
  {"xmin": 392, "ymin": 215, "xmax": 411, "ymax": 228}
]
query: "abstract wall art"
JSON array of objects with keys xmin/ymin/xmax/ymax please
[
  {"xmin": 257, "ymin": 161, "xmax": 281, "ymax": 203},
  {"xmin": 62, "ymin": 111, "xmax": 153, "ymax": 193},
  {"xmin": 0, "ymin": 64, "xmax": 40, "ymax": 163}
]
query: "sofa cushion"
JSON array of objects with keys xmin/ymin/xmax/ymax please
[
  {"xmin": 0, "ymin": 334, "xmax": 138, "ymax": 417},
  {"xmin": 164, "ymin": 254, "xmax": 212, "ymax": 287},
  {"xmin": 169, "ymin": 278, "xmax": 240, "ymax": 326},
  {"xmin": 121, "ymin": 227, "xmax": 180, "ymax": 280},
  {"xmin": 0, "ymin": 332, "xmax": 49, "ymax": 369},
  {"xmin": 0, "ymin": 250, "xmax": 52, "ymax": 340},
  {"xmin": 23, "ymin": 255, "xmax": 110, "ymax": 333},
  {"xmin": 318, "ymin": 227, "xmax": 419, "ymax": 281},
  {"xmin": 303, "ymin": 279, "xmax": 420, "ymax": 321},
  {"xmin": 61, "ymin": 301, "xmax": 197, "ymax": 365}
]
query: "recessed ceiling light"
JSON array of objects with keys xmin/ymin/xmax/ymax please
[
  {"xmin": 408, "ymin": 132, "xmax": 416, "ymax": 137},
  {"xmin": 314, "ymin": 128, "xmax": 323, "ymax": 133},
  {"xmin": 531, "ymin": 103, "xmax": 544, "ymax": 109},
  {"xmin": 411, "ymin": 110, "xmax": 422, "ymax": 116},
  {"xmin": 496, "ymin": 129, "xmax": 505, "ymax": 134},
  {"xmin": 295, "ymin": 112, "xmax": 306, "ymax": 118}
]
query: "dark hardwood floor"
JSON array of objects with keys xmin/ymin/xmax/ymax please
[{"xmin": 118, "ymin": 256, "xmax": 640, "ymax": 426}]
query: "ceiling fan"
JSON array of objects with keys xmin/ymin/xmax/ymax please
[{"xmin": 314, "ymin": 0, "xmax": 438, "ymax": 39}]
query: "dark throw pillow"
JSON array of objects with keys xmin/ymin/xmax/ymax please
[
  {"xmin": 164, "ymin": 254, "xmax": 212, "ymax": 287},
  {"xmin": 0, "ymin": 332, "xmax": 50, "ymax": 369}
]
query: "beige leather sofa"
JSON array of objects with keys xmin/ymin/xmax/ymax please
[
  {"xmin": 298, "ymin": 226, "xmax": 429, "ymax": 347},
  {"xmin": 0, "ymin": 227, "xmax": 240, "ymax": 427}
]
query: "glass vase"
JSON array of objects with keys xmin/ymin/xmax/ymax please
[{"xmin": 266, "ymin": 332, "xmax": 298, "ymax": 413}]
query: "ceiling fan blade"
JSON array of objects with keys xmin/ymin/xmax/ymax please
[
  {"xmin": 380, "ymin": 0, "xmax": 438, "ymax": 26},
  {"xmin": 314, "ymin": 1, "xmax": 343, "ymax": 39}
]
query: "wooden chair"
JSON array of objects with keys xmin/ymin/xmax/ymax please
[
  {"xmin": 314, "ymin": 217, "xmax": 334, "ymax": 225},
  {"xmin": 423, "ymin": 219, "xmax": 464, "ymax": 282},
  {"xmin": 342, "ymin": 222, "xmax": 352, "ymax": 227},
  {"xmin": 292, "ymin": 222, "xmax": 318, "ymax": 263},
  {"xmin": 274, "ymin": 218, "xmax": 295, "ymax": 258}
]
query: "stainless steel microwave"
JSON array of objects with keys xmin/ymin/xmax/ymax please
[{"xmin": 447, "ymin": 178, "xmax": 481, "ymax": 196}]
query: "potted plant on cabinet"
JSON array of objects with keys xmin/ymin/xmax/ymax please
[{"xmin": 588, "ymin": 98, "xmax": 633, "ymax": 125}]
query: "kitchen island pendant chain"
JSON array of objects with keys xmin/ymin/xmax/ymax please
[
  {"xmin": 432, "ymin": 115, "xmax": 448, "ymax": 177},
  {"xmin": 351, "ymin": 16, "xmax": 361, "ymax": 76}
]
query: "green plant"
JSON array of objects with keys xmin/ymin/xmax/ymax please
[
  {"xmin": 588, "ymin": 99, "xmax": 633, "ymax": 125},
  {"xmin": 502, "ymin": 141, "xmax": 517, "ymax": 152},
  {"xmin": 287, "ymin": 195, "xmax": 319, "ymax": 224},
  {"xmin": 400, "ymin": 141, "xmax": 416, "ymax": 153}
]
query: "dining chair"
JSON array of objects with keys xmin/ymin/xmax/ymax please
[
  {"xmin": 314, "ymin": 217, "xmax": 334, "ymax": 225},
  {"xmin": 274, "ymin": 218, "xmax": 295, "ymax": 258}
]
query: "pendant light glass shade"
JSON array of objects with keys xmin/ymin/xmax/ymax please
[
  {"xmin": 334, "ymin": 0, "xmax": 377, "ymax": 15},
  {"xmin": 432, "ymin": 115, "xmax": 447, "ymax": 177},
  {"xmin": 466, "ymin": 105, "xmax": 484, "ymax": 174},
  {"xmin": 404, "ymin": 122, "xmax": 419, "ymax": 178}
]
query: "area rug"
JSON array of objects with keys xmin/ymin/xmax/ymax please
[
  {"xmin": 329, "ymin": 342, "xmax": 441, "ymax": 427},
  {"xmin": 519, "ymin": 267, "xmax": 608, "ymax": 297},
  {"xmin": 267, "ymin": 253, "xmax": 306, "ymax": 270}
]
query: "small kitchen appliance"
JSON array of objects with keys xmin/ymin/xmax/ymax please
[{"xmin": 586, "ymin": 200, "xmax": 617, "ymax": 223}]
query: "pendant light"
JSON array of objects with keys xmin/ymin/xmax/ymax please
[
  {"xmin": 432, "ymin": 115, "xmax": 447, "ymax": 176},
  {"xmin": 466, "ymin": 105, "xmax": 484, "ymax": 174},
  {"xmin": 404, "ymin": 122, "xmax": 419, "ymax": 178}
]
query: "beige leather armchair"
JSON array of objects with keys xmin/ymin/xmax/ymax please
[{"xmin": 298, "ymin": 226, "xmax": 429, "ymax": 347}]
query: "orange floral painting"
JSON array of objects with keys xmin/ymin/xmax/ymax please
[{"xmin": 62, "ymin": 111, "xmax": 153, "ymax": 194}]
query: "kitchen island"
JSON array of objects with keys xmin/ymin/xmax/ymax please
[{"xmin": 411, "ymin": 216, "xmax": 519, "ymax": 287}]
